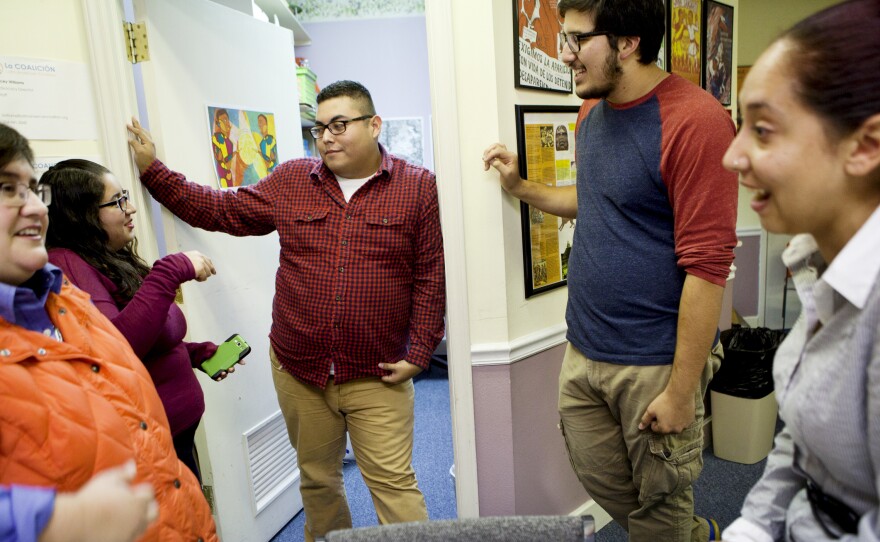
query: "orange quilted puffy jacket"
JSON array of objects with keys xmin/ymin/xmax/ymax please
[{"xmin": 0, "ymin": 277, "xmax": 217, "ymax": 541}]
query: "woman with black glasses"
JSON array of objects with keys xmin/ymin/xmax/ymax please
[
  {"xmin": 41, "ymin": 159, "xmax": 231, "ymax": 480},
  {"xmin": 722, "ymin": 0, "xmax": 880, "ymax": 539}
]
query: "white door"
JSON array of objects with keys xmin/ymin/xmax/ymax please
[{"xmin": 130, "ymin": 0, "xmax": 303, "ymax": 540}]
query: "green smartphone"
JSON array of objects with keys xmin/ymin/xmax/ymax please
[{"xmin": 201, "ymin": 334, "xmax": 251, "ymax": 379}]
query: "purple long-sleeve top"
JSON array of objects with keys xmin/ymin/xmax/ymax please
[{"xmin": 47, "ymin": 249, "xmax": 214, "ymax": 436}]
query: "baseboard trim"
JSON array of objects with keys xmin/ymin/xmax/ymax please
[{"xmin": 571, "ymin": 499, "xmax": 613, "ymax": 531}]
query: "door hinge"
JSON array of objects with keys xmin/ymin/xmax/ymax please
[{"xmin": 123, "ymin": 21, "xmax": 150, "ymax": 64}]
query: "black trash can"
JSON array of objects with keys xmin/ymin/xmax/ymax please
[{"xmin": 710, "ymin": 327, "xmax": 787, "ymax": 464}]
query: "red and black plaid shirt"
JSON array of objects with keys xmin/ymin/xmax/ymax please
[{"xmin": 141, "ymin": 150, "xmax": 445, "ymax": 388}]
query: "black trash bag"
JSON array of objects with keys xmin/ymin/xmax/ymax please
[{"xmin": 710, "ymin": 326, "xmax": 788, "ymax": 399}]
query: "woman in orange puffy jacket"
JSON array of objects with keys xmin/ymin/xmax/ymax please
[{"xmin": 0, "ymin": 122, "xmax": 216, "ymax": 541}]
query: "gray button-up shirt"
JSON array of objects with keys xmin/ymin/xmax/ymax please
[{"xmin": 724, "ymin": 206, "xmax": 880, "ymax": 541}]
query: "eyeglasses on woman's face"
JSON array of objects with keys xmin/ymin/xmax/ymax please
[
  {"xmin": 98, "ymin": 189, "xmax": 130, "ymax": 213},
  {"xmin": 309, "ymin": 115, "xmax": 373, "ymax": 139},
  {"xmin": 0, "ymin": 180, "xmax": 52, "ymax": 207}
]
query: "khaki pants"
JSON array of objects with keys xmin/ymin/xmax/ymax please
[
  {"xmin": 558, "ymin": 343, "xmax": 722, "ymax": 541},
  {"xmin": 270, "ymin": 348, "xmax": 427, "ymax": 542}
]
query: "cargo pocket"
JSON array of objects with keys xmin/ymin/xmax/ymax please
[{"xmin": 640, "ymin": 421, "xmax": 704, "ymax": 504}]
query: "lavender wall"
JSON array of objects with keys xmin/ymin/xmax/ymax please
[
  {"xmin": 298, "ymin": 16, "xmax": 434, "ymax": 170},
  {"xmin": 473, "ymin": 345, "xmax": 589, "ymax": 515}
]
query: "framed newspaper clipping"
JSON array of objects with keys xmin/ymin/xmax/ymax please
[{"xmin": 515, "ymin": 104, "xmax": 580, "ymax": 297}]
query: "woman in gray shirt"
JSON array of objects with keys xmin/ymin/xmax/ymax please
[{"xmin": 720, "ymin": 0, "xmax": 880, "ymax": 540}]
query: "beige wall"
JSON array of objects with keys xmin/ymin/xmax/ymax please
[
  {"xmin": 738, "ymin": 0, "xmax": 840, "ymax": 66},
  {"xmin": 735, "ymin": 0, "xmax": 839, "ymax": 229}
]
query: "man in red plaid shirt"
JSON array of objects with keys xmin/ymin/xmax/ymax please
[{"xmin": 127, "ymin": 80, "xmax": 445, "ymax": 542}]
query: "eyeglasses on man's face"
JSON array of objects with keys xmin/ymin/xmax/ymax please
[
  {"xmin": 98, "ymin": 189, "xmax": 130, "ymax": 213},
  {"xmin": 0, "ymin": 181, "xmax": 52, "ymax": 208},
  {"xmin": 560, "ymin": 30, "xmax": 611, "ymax": 53},
  {"xmin": 309, "ymin": 115, "xmax": 373, "ymax": 139}
]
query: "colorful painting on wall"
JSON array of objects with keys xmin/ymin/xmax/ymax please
[
  {"xmin": 704, "ymin": 1, "xmax": 734, "ymax": 106},
  {"xmin": 669, "ymin": 0, "xmax": 703, "ymax": 86},
  {"xmin": 206, "ymin": 106, "xmax": 278, "ymax": 189}
]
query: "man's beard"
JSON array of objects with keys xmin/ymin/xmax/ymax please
[{"xmin": 576, "ymin": 49, "xmax": 623, "ymax": 100}]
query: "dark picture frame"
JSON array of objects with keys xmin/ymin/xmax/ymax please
[
  {"xmin": 513, "ymin": 0, "xmax": 573, "ymax": 93},
  {"xmin": 703, "ymin": 0, "xmax": 734, "ymax": 105},
  {"xmin": 656, "ymin": 0, "xmax": 670, "ymax": 71},
  {"xmin": 515, "ymin": 105, "xmax": 581, "ymax": 297},
  {"xmin": 668, "ymin": 0, "xmax": 704, "ymax": 86}
]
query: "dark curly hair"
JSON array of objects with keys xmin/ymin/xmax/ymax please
[
  {"xmin": 557, "ymin": 0, "xmax": 665, "ymax": 65},
  {"xmin": 41, "ymin": 159, "xmax": 151, "ymax": 302}
]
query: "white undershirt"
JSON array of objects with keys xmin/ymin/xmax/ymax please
[{"xmin": 335, "ymin": 173, "xmax": 373, "ymax": 203}]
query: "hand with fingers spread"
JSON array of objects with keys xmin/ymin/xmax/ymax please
[{"xmin": 126, "ymin": 117, "xmax": 158, "ymax": 174}]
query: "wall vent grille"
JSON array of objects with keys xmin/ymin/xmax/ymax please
[{"xmin": 244, "ymin": 410, "xmax": 299, "ymax": 513}]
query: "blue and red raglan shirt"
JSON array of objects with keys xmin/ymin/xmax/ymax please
[{"xmin": 568, "ymin": 74, "xmax": 738, "ymax": 365}]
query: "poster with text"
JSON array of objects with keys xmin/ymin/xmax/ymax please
[
  {"xmin": 206, "ymin": 106, "xmax": 278, "ymax": 189},
  {"xmin": 669, "ymin": 0, "xmax": 703, "ymax": 86},
  {"xmin": 515, "ymin": 105, "xmax": 580, "ymax": 297},
  {"xmin": 0, "ymin": 56, "xmax": 98, "ymax": 140},
  {"xmin": 514, "ymin": 0, "xmax": 572, "ymax": 93}
]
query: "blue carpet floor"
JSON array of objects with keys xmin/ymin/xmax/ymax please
[
  {"xmin": 272, "ymin": 365, "xmax": 774, "ymax": 541},
  {"xmin": 270, "ymin": 365, "xmax": 457, "ymax": 542}
]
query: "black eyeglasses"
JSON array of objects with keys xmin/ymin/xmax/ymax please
[
  {"xmin": 560, "ymin": 30, "xmax": 611, "ymax": 53},
  {"xmin": 309, "ymin": 115, "xmax": 373, "ymax": 139},
  {"xmin": 98, "ymin": 189, "xmax": 130, "ymax": 213}
]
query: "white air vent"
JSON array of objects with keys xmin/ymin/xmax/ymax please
[{"xmin": 243, "ymin": 410, "xmax": 299, "ymax": 513}]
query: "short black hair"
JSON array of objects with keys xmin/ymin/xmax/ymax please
[
  {"xmin": 557, "ymin": 0, "xmax": 665, "ymax": 65},
  {"xmin": 0, "ymin": 123, "xmax": 34, "ymax": 171},
  {"xmin": 316, "ymin": 80, "xmax": 377, "ymax": 116}
]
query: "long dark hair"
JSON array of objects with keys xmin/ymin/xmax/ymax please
[
  {"xmin": 780, "ymin": 0, "xmax": 880, "ymax": 140},
  {"xmin": 41, "ymin": 159, "xmax": 151, "ymax": 302}
]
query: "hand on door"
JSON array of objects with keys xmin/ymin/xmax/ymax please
[{"xmin": 127, "ymin": 118, "xmax": 158, "ymax": 174}]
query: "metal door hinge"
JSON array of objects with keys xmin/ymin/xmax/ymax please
[{"xmin": 123, "ymin": 21, "xmax": 150, "ymax": 64}]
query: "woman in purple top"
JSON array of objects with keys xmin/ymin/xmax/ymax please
[{"xmin": 41, "ymin": 159, "xmax": 233, "ymax": 480}]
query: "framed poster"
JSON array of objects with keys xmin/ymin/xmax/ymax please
[
  {"xmin": 656, "ymin": 0, "xmax": 669, "ymax": 71},
  {"xmin": 704, "ymin": 0, "xmax": 734, "ymax": 105},
  {"xmin": 515, "ymin": 105, "xmax": 580, "ymax": 297},
  {"xmin": 379, "ymin": 117, "xmax": 424, "ymax": 166},
  {"xmin": 513, "ymin": 0, "xmax": 572, "ymax": 93},
  {"xmin": 668, "ymin": 0, "xmax": 703, "ymax": 86}
]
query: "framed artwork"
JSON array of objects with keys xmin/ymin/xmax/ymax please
[
  {"xmin": 379, "ymin": 117, "xmax": 424, "ymax": 166},
  {"xmin": 206, "ymin": 105, "xmax": 278, "ymax": 189},
  {"xmin": 515, "ymin": 105, "xmax": 580, "ymax": 297},
  {"xmin": 513, "ymin": 0, "xmax": 572, "ymax": 93},
  {"xmin": 668, "ymin": 0, "xmax": 703, "ymax": 86},
  {"xmin": 704, "ymin": 0, "xmax": 734, "ymax": 105}
]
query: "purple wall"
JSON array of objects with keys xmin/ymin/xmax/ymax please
[
  {"xmin": 298, "ymin": 16, "xmax": 434, "ymax": 169},
  {"xmin": 473, "ymin": 345, "xmax": 589, "ymax": 515}
]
